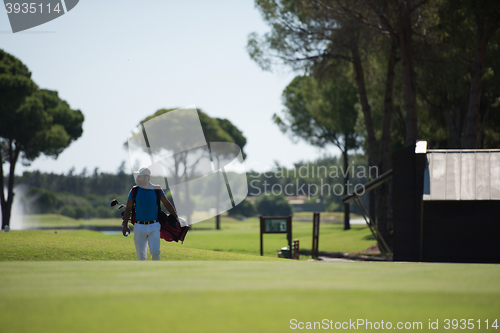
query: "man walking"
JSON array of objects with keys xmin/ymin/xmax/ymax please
[{"xmin": 122, "ymin": 167, "xmax": 179, "ymax": 260}]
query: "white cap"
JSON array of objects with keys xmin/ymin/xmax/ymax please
[{"xmin": 133, "ymin": 167, "xmax": 151, "ymax": 176}]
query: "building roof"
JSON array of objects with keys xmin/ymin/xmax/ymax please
[{"xmin": 422, "ymin": 147, "xmax": 500, "ymax": 201}]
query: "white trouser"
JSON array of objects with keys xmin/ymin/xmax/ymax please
[{"xmin": 133, "ymin": 222, "xmax": 161, "ymax": 260}]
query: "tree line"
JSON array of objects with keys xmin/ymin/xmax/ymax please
[
  {"xmin": 9, "ymin": 164, "xmax": 134, "ymax": 219},
  {"xmin": 247, "ymin": 154, "xmax": 371, "ymax": 215},
  {"xmin": 9, "ymin": 154, "xmax": 372, "ymax": 220}
]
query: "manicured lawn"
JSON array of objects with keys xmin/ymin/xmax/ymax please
[
  {"xmin": 0, "ymin": 261, "xmax": 498, "ymax": 333},
  {"xmin": 8, "ymin": 214, "xmax": 376, "ymax": 259},
  {"xmin": 1, "ymin": 215, "xmax": 498, "ymax": 332},
  {"xmin": 185, "ymin": 218, "xmax": 375, "ymax": 258},
  {"xmin": 0, "ymin": 229, "xmax": 279, "ymax": 261}
]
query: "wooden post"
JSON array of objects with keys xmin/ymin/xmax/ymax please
[
  {"xmin": 260, "ymin": 215, "xmax": 264, "ymax": 256},
  {"xmin": 312, "ymin": 212, "xmax": 320, "ymax": 259},
  {"xmin": 287, "ymin": 215, "xmax": 292, "ymax": 254}
]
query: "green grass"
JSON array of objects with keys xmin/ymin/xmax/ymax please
[
  {"xmin": 17, "ymin": 212, "xmax": 363, "ymax": 226},
  {"xmin": 0, "ymin": 229, "xmax": 279, "ymax": 261},
  {"xmin": 13, "ymin": 214, "xmax": 124, "ymax": 228},
  {"xmin": 16, "ymin": 214, "xmax": 83, "ymax": 228},
  {"xmin": 7, "ymin": 214, "xmax": 376, "ymax": 259},
  {"xmin": 186, "ymin": 217, "xmax": 374, "ymax": 258},
  {"xmin": 2, "ymin": 215, "xmax": 499, "ymax": 332},
  {"xmin": 0, "ymin": 261, "xmax": 498, "ymax": 333}
]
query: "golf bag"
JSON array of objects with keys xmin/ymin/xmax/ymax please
[{"xmin": 130, "ymin": 185, "xmax": 189, "ymax": 243}]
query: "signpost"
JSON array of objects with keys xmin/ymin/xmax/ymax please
[
  {"xmin": 260, "ymin": 215, "xmax": 292, "ymax": 257},
  {"xmin": 312, "ymin": 212, "xmax": 320, "ymax": 259}
]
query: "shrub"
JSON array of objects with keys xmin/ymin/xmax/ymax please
[
  {"xmin": 55, "ymin": 192, "xmax": 92, "ymax": 208},
  {"xmin": 96, "ymin": 206, "xmax": 113, "ymax": 218},
  {"xmin": 113, "ymin": 208, "xmax": 124, "ymax": 219},
  {"xmin": 228, "ymin": 199, "xmax": 257, "ymax": 218},
  {"xmin": 25, "ymin": 187, "xmax": 58, "ymax": 214},
  {"xmin": 255, "ymin": 194, "xmax": 292, "ymax": 216},
  {"xmin": 59, "ymin": 205, "xmax": 76, "ymax": 218},
  {"xmin": 73, "ymin": 206, "xmax": 88, "ymax": 219}
]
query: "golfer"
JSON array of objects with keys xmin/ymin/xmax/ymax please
[{"xmin": 122, "ymin": 167, "xmax": 178, "ymax": 260}]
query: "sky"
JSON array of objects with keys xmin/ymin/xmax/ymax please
[{"xmin": 1, "ymin": 0, "xmax": 340, "ymax": 176}]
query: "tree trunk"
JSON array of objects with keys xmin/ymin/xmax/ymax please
[
  {"xmin": 442, "ymin": 98, "xmax": 462, "ymax": 149},
  {"xmin": 215, "ymin": 157, "xmax": 221, "ymax": 230},
  {"xmin": 0, "ymin": 146, "xmax": 5, "ymax": 229},
  {"xmin": 398, "ymin": 1, "xmax": 418, "ymax": 147},
  {"xmin": 0, "ymin": 140, "xmax": 20, "ymax": 229},
  {"xmin": 380, "ymin": 39, "xmax": 397, "ymax": 174},
  {"xmin": 476, "ymin": 104, "xmax": 491, "ymax": 149},
  {"xmin": 351, "ymin": 42, "xmax": 378, "ymax": 221},
  {"xmin": 342, "ymin": 150, "xmax": 350, "ymax": 230},
  {"xmin": 1, "ymin": 187, "xmax": 14, "ymax": 229},
  {"xmin": 463, "ymin": 29, "xmax": 489, "ymax": 148},
  {"xmin": 377, "ymin": 39, "xmax": 397, "ymax": 243},
  {"xmin": 182, "ymin": 153, "xmax": 192, "ymax": 226},
  {"xmin": 351, "ymin": 44, "xmax": 378, "ymax": 169}
]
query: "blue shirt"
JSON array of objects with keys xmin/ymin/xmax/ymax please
[{"xmin": 128, "ymin": 183, "xmax": 165, "ymax": 222}]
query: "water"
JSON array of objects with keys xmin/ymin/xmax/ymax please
[
  {"xmin": 100, "ymin": 231, "xmax": 123, "ymax": 235},
  {"xmin": 7, "ymin": 185, "xmax": 29, "ymax": 230}
]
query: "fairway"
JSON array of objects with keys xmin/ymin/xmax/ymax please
[
  {"xmin": 0, "ymin": 229, "xmax": 280, "ymax": 261},
  {"xmin": 5, "ymin": 214, "xmax": 376, "ymax": 259},
  {"xmin": 1, "ymin": 217, "xmax": 499, "ymax": 332},
  {"xmin": 1, "ymin": 261, "xmax": 499, "ymax": 333}
]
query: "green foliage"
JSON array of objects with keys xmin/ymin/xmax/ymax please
[
  {"xmin": 73, "ymin": 206, "xmax": 89, "ymax": 219},
  {"xmin": 255, "ymin": 194, "xmax": 292, "ymax": 216},
  {"xmin": 250, "ymin": 0, "xmax": 500, "ymax": 151},
  {"xmin": 247, "ymin": 0, "xmax": 329, "ymax": 72},
  {"xmin": 415, "ymin": 0, "xmax": 500, "ymax": 149},
  {"xmin": 126, "ymin": 107, "xmax": 247, "ymax": 225},
  {"xmin": 16, "ymin": 89, "xmax": 84, "ymax": 160},
  {"xmin": 276, "ymin": 74, "xmax": 360, "ymax": 152},
  {"xmin": 16, "ymin": 185, "xmax": 123, "ymax": 219},
  {"xmin": 248, "ymin": 154, "xmax": 369, "ymax": 214},
  {"xmin": 55, "ymin": 192, "xmax": 114, "ymax": 219},
  {"xmin": 0, "ymin": 49, "xmax": 37, "ymax": 133},
  {"xmin": 56, "ymin": 192, "xmax": 92, "ymax": 207},
  {"xmin": 25, "ymin": 187, "xmax": 58, "ymax": 214},
  {"xmin": 0, "ymin": 50, "xmax": 85, "ymax": 228},
  {"xmin": 326, "ymin": 200, "xmax": 340, "ymax": 212},
  {"xmin": 14, "ymin": 168, "xmax": 134, "ymax": 197},
  {"xmin": 95, "ymin": 206, "xmax": 113, "ymax": 219},
  {"xmin": 58, "ymin": 205, "xmax": 76, "ymax": 219},
  {"xmin": 1, "ymin": 86, "xmax": 84, "ymax": 162},
  {"xmin": 14, "ymin": 153, "xmax": 371, "ymax": 218},
  {"xmin": 216, "ymin": 118, "xmax": 247, "ymax": 159},
  {"xmin": 130, "ymin": 107, "xmax": 247, "ymax": 158},
  {"xmin": 227, "ymin": 199, "xmax": 256, "ymax": 218}
]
